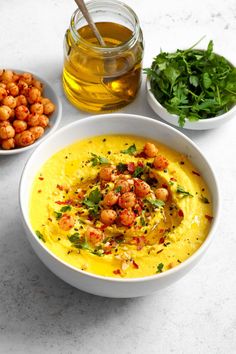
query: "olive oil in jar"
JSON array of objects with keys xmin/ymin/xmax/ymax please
[{"xmin": 63, "ymin": 4, "xmax": 144, "ymax": 113}]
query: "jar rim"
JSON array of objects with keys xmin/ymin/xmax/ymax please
[{"xmin": 70, "ymin": 0, "xmax": 141, "ymax": 53}]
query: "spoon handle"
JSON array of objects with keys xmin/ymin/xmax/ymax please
[{"xmin": 74, "ymin": 0, "xmax": 106, "ymax": 47}]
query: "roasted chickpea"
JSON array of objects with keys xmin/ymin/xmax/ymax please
[
  {"xmin": 134, "ymin": 179, "xmax": 151, "ymax": 198},
  {"xmin": 43, "ymin": 101, "xmax": 55, "ymax": 115},
  {"xmin": 119, "ymin": 209, "xmax": 135, "ymax": 226},
  {"xmin": 0, "ymin": 125, "xmax": 15, "ymax": 139},
  {"xmin": 114, "ymin": 179, "xmax": 130, "ymax": 194},
  {"xmin": 155, "ymin": 188, "xmax": 169, "ymax": 202},
  {"xmin": 17, "ymin": 80, "xmax": 29, "ymax": 95},
  {"xmin": 103, "ymin": 191, "xmax": 119, "ymax": 207},
  {"xmin": 118, "ymin": 192, "xmax": 136, "ymax": 209},
  {"xmin": 29, "ymin": 126, "xmax": 44, "ymax": 140},
  {"xmin": 32, "ymin": 79, "xmax": 43, "ymax": 91},
  {"xmin": 153, "ymin": 155, "xmax": 169, "ymax": 170},
  {"xmin": 0, "ymin": 105, "xmax": 12, "ymax": 121},
  {"xmin": 12, "ymin": 73, "xmax": 20, "ymax": 82},
  {"xmin": 0, "ymin": 87, "xmax": 7, "ymax": 101},
  {"xmin": 0, "ymin": 83, "xmax": 6, "ymax": 89},
  {"xmin": 1, "ymin": 70, "xmax": 13, "ymax": 83},
  {"xmin": 15, "ymin": 95, "xmax": 27, "ymax": 107},
  {"xmin": 2, "ymin": 95, "xmax": 16, "ymax": 109},
  {"xmin": 58, "ymin": 214, "xmax": 75, "ymax": 231},
  {"xmin": 14, "ymin": 130, "xmax": 35, "ymax": 147},
  {"xmin": 0, "ymin": 121, "xmax": 10, "ymax": 128},
  {"xmin": 143, "ymin": 142, "xmax": 158, "ymax": 157},
  {"xmin": 2, "ymin": 138, "xmax": 15, "ymax": 150},
  {"xmin": 86, "ymin": 227, "xmax": 104, "ymax": 246},
  {"xmin": 15, "ymin": 105, "xmax": 30, "ymax": 120},
  {"xmin": 21, "ymin": 72, "xmax": 33, "ymax": 85},
  {"xmin": 38, "ymin": 114, "xmax": 49, "ymax": 128},
  {"xmin": 27, "ymin": 87, "xmax": 41, "ymax": 104},
  {"xmin": 40, "ymin": 97, "xmax": 50, "ymax": 105},
  {"xmin": 6, "ymin": 82, "xmax": 19, "ymax": 96},
  {"xmin": 13, "ymin": 120, "xmax": 27, "ymax": 133},
  {"xmin": 30, "ymin": 103, "xmax": 44, "ymax": 115},
  {"xmin": 100, "ymin": 209, "xmax": 117, "ymax": 225},
  {"xmin": 99, "ymin": 166, "xmax": 116, "ymax": 181}
]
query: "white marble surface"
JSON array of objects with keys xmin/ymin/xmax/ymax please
[{"xmin": 0, "ymin": 0, "xmax": 236, "ymax": 353}]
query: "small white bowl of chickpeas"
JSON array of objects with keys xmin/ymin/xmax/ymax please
[{"xmin": 0, "ymin": 69, "xmax": 62, "ymax": 154}]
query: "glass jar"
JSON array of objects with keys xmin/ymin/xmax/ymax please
[{"xmin": 62, "ymin": 0, "xmax": 144, "ymax": 113}]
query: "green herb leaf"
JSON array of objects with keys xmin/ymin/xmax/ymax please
[
  {"xmin": 54, "ymin": 211, "xmax": 62, "ymax": 220},
  {"xmin": 176, "ymin": 185, "xmax": 193, "ymax": 197},
  {"xmin": 116, "ymin": 163, "xmax": 127, "ymax": 173},
  {"xmin": 133, "ymin": 166, "xmax": 145, "ymax": 178},
  {"xmin": 35, "ymin": 230, "xmax": 45, "ymax": 242},
  {"xmin": 68, "ymin": 233, "xmax": 80, "ymax": 243},
  {"xmin": 83, "ymin": 188, "xmax": 102, "ymax": 217},
  {"xmin": 60, "ymin": 205, "xmax": 72, "ymax": 212},
  {"xmin": 121, "ymin": 144, "xmax": 137, "ymax": 155},
  {"xmin": 90, "ymin": 153, "xmax": 109, "ymax": 166},
  {"xmin": 145, "ymin": 198, "xmax": 165, "ymax": 208},
  {"xmin": 156, "ymin": 263, "xmax": 164, "ymax": 273},
  {"xmin": 114, "ymin": 186, "xmax": 122, "ymax": 193},
  {"xmin": 140, "ymin": 216, "xmax": 146, "ymax": 226}
]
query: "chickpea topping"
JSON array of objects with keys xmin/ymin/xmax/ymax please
[
  {"xmin": 27, "ymin": 87, "xmax": 41, "ymax": 104},
  {"xmin": 103, "ymin": 191, "xmax": 119, "ymax": 207},
  {"xmin": 0, "ymin": 125, "xmax": 15, "ymax": 139},
  {"xmin": 0, "ymin": 87, "xmax": 7, "ymax": 101},
  {"xmin": 100, "ymin": 209, "xmax": 117, "ymax": 225},
  {"xmin": 0, "ymin": 121, "xmax": 10, "ymax": 128},
  {"xmin": 86, "ymin": 227, "xmax": 104, "ymax": 246},
  {"xmin": 99, "ymin": 166, "xmax": 116, "ymax": 181},
  {"xmin": 118, "ymin": 192, "xmax": 136, "ymax": 209},
  {"xmin": 0, "ymin": 105, "xmax": 11, "ymax": 121},
  {"xmin": 43, "ymin": 101, "xmax": 55, "ymax": 115},
  {"xmin": 153, "ymin": 155, "xmax": 169, "ymax": 170},
  {"xmin": 119, "ymin": 209, "xmax": 135, "ymax": 226},
  {"xmin": 143, "ymin": 142, "xmax": 158, "ymax": 157},
  {"xmin": 1, "ymin": 70, "xmax": 14, "ymax": 83},
  {"xmin": 6, "ymin": 82, "xmax": 19, "ymax": 96},
  {"xmin": 155, "ymin": 188, "xmax": 169, "ymax": 202},
  {"xmin": 13, "ymin": 120, "xmax": 27, "ymax": 133},
  {"xmin": 15, "ymin": 95, "xmax": 27, "ymax": 107},
  {"xmin": 38, "ymin": 114, "xmax": 49, "ymax": 128},
  {"xmin": 18, "ymin": 80, "xmax": 29, "ymax": 95},
  {"xmin": 58, "ymin": 214, "xmax": 75, "ymax": 231},
  {"xmin": 114, "ymin": 179, "xmax": 130, "ymax": 194},
  {"xmin": 32, "ymin": 79, "xmax": 43, "ymax": 91},
  {"xmin": 2, "ymin": 138, "xmax": 15, "ymax": 150},
  {"xmin": 21, "ymin": 73, "xmax": 33, "ymax": 85},
  {"xmin": 134, "ymin": 179, "xmax": 151, "ymax": 198}
]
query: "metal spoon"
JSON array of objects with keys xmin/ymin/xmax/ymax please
[{"xmin": 74, "ymin": 0, "xmax": 106, "ymax": 47}]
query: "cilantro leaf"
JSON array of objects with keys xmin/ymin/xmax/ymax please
[
  {"xmin": 176, "ymin": 185, "xmax": 193, "ymax": 197},
  {"xmin": 133, "ymin": 166, "xmax": 145, "ymax": 178},
  {"xmin": 90, "ymin": 153, "xmax": 109, "ymax": 166},
  {"xmin": 35, "ymin": 230, "xmax": 45, "ymax": 243},
  {"xmin": 156, "ymin": 263, "xmax": 164, "ymax": 273},
  {"xmin": 54, "ymin": 211, "xmax": 62, "ymax": 220},
  {"xmin": 116, "ymin": 163, "xmax": 127, "ymax": 173},
  {"xmin": 83, "ymin": 188, "xmax": 102, "ymax": 217},
  {"xmin": 68, "ymin": 233, "xmax": 80, "ymax": 243},
  {"xmin": 200, "ymin": 195, "xmax": 210, "ymax": 204},
  {"xmin": 145, "ymin": 198, "xmax": 165, "ymax": 208},
  {"xmin": 121, "ymin": 144, "xmax": 137, "ymax": 155},
  {"xmin": 60, "ymin": 205, "xmax": 72, "ymax": 212}
]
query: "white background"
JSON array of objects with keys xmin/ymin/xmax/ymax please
[{"xmin": 0, "ymin": 0, "xmax": 236, "ymax": 353}]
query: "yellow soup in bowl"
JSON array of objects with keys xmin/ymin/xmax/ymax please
[{"xmin": 30, "ymin": 135, "xmax": 213, "ymax": 278}]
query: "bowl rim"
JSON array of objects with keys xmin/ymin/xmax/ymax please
[
  {"xmin": 19, "ymin": 113, "xmax": 221, "ymax": 283},
  {"xmin": 146, "ymin": 78, "xmax": 236, "ymax": 126},
  {"xmin": 0, "ymin": 68, "xmax": 62, "ymax": 155}
]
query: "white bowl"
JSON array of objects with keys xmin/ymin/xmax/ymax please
[
  {"xmin": 19, "ymin": 114, "xmax": 220, "ymax": 298},
  {"xmin": 0, "ymin": 69, "xmax": 62, "ymax": 155},
  {"xmin": 146, "ymin": 78, "xmax": 236, "ymax": 130}
]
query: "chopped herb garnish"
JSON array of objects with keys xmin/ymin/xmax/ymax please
[
  {"xmin": 114, "ymin": 186, "xmax": 122, "ymax": 193},
  {"xmin": 90, "ymin": 153, "xmax": 109, "ymax": 166},
  {"xmin": 116, "ymin": 162, "xmax": 127, "ymax": 173},
  {"xmin": 140, "ymin": 216, "xmax": 146, "ymax": 226},
  {"xmin": 156, "ymin": 263, "xmax": 164, "ymax": 273},
  {"xmin": 54, "ymin": 211, "xmax": 62, "ymax": 220},
  {"xmin": 60, "ymin": 205, "xmax": 72, "ymax": 212},
  {"xmin": 145, "ymin": 198, "xmax": 165, "ymax": 208},
  {"xmin": 133, "ymin": 166, "xmax": 145, "ymax": 178},
  {"xmin": 176, "ymin": 185, "xmax": 193, "ymax": 197},
  {"xmin": 35, "ymin": 230, "xmax": 45, "ymax": 242},
  {"xmin": 200, "ymin": 195, "xmax": 210, "ymax": 204},
  {"xmin": 83, "ymin": 188, "xmax": 102, "ymax": 217},
  {"xmin": 68, "ymin": 233, "xmax": 80, "ymax": 243},
  {"xmin": 121, "ymin": 144, "xmax": 137, "ymax": 155}
]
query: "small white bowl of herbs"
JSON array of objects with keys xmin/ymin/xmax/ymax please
[{"xmin": 145, "ymin": 40, "xmax": 236, "ymax": 130}]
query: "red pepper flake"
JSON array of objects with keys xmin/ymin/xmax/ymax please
[
  {"xmin": 127, "ymin": 162, "xmax": 135, "ymax": 173},
  {"xmin": 192, "ymin": 171, "xmax": 201, "ymax": 176},
  {"xmin": 205, "ymin": 214, "xmax": 213, "ymax": 221},
  {"xmin": 104, "ymin": 250, "xmax": 112, "ymax": 255},
  {"xmin": 132, "ymin": 260, "xmax": 139, "ymax": 269},
  {"xmin": 170, "ymin": 177, "xmax": 177, "ymax": 182},
  {"xmin": 113, "ymin": 269, "xmax": 121, "ymax": 275},
  {"xmin": 135, "ymin": 151, "xmax": 146, "ymax": 158},
  {"xmin": 38, "ymin": 177, "xmax": 44, "ymax": 181},
  {"xmin": 56, "ymin": 184, "xmax": 64, "ymax": 191},
  {"xmin": 99, "ymin": 224, "xmax": 108, "ymax": 231},
  {"xmin": 55, "ymin": 199, "xmax": 73, "ymax": 205},
  {"xmin": 162, "ymin": 183, "xmax": 168, "ymax": 189},
  {"xmin": 178, "ymin": 209, "xmax": 184, "ymax": 217},
  {"xmin": 137, "ymin": 161, "xmax": 144, "ymax": 167},
  {"xmin": 159, "ymin": 237, "xmax": 165, "ymax": 244}
]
